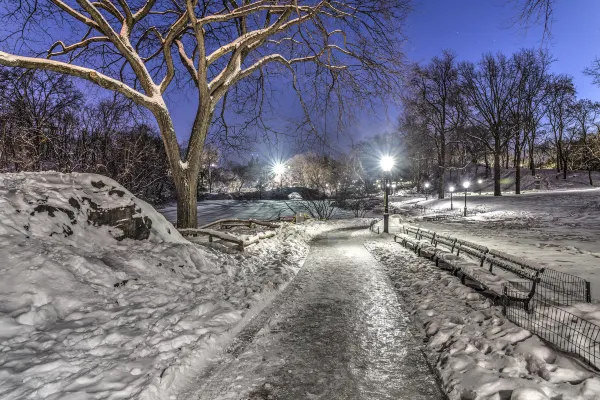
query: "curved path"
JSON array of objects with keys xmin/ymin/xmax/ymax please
[{"xmin": 194, "ymin": 229, "xmax": 443, "ymax": 400}]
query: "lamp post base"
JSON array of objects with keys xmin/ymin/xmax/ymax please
[
  {"xmin": 463, "ymin": 207, "xmax": 467, "ymax": 217},
  {"xmin": 383, "ymin": 213, "xmax": 389, "ymax": 233}
]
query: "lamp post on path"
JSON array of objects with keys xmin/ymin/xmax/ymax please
[
  {"xmin": 380, "ymin": 156, "xmax": 394, "ymax": 233},
  {"xmin": 449, "ymin": 186, "xmax": 455, "ymax": 210},
  {"xmin": 463, "ymin": 181, "xmax": 470, "ymax": 217}
]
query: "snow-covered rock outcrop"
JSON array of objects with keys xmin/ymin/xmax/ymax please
[{"xmin": 0, "ymin": 172, "xmax": 309, "ymax": 399}]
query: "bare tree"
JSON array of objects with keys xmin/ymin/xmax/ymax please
[
  {"xmin": 459, "ymin": 53, "xmax": 519, "ymax": 196},
  {"xmin": 568, "ymin": 98, "xmax": 600, "ymax": 185},
  {"xmin": 403, "ymin": 50, "xmax": 463, "ymax": 199},
  {"xmin": 509, "ymin": 49, "xmax": 551, "ymax": 193},
  {"xmin": 0, "ymin": 0, "xmax": 409, "ymax": 228},
  {"xmin": 544, "ymin": 74, "xmax": 576, "ymax": 179}
]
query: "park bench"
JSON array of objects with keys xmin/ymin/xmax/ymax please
[
  {"xmin": 485, "ymin": 249, "xmax": 544, "ymax": 282},
  {"xmin": 398, "ymin": 225, "xmax": 542, "ymax": 302},
  {"xmin": 422, "ymin": 214, "xmax": 452, "ymax": 222}
]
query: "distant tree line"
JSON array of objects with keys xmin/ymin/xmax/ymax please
[
  {"xmin": 0, "ymin": 67, "xmax": 174, "ymax": 205},
  {"xmin": 399, "ymin": 49, "xmax": 600, "ymax": 198}
]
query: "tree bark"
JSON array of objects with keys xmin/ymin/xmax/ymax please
[
  {"xmin": 515, "ymin": 135, "xmax": 521, "ymax": 194},
  {"xmin": 437, "ymin": 139, "xmax": 445, "ymax": 199},
  {"xmin": 151, "ymin": 102, "xmax": 208, "ymax": 229},
  {"xmin": 174, "ymin": 172, "xmax": 198, "ymax": 229},
  {"xmin": 494, "ymin": 138, "xmax": 502, "ymax": 196}
]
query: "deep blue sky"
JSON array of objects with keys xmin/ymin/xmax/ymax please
[{"xmin": 337, "ymin": 0, "xmax": 600, "ymax": 148}]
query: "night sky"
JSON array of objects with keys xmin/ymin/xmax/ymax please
[
  {"xmin": 189, "ymin": 0, "xmax": 600, "ymax": 161},
  {"xmin": 342, "ymin": 0, "xmax": 600, "ymax": 148}
]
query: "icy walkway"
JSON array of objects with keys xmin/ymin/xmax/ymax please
[{"xmin": 191, "ymin": 228, "xmax": 442, "ymax": 399}]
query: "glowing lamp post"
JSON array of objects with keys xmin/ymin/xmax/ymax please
[
  {"xmin": 463, "ymin": 181, "xmax": 470, "ymax": 217},
  {"xmin": 449, "ymin": 186, "xmax": 455, "ymax": 210},
  {"xmin": 380, "ymin": 156, "xmax": 394, "ymax": 234},
  {"xmin": 477, "ymin": 179, "xmax": 483, "ymax": 195},
  {"xmin": 424, "ymin": 182, "xmax": 430, "ymax": 200}
]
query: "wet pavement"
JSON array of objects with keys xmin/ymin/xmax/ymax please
[{"xmin": 195, "ymin": 229, "xmax": 443, "ymax": 400}]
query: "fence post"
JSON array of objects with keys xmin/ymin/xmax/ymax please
[
  {"xmin": 586, "ymin": 281, "xmax": 592, "ymax": 303},
  {"xmin": 502, "ymin": 287, "xmax": 507, "ymax": 316}
]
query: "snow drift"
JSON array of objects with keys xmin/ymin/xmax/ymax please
[{"xmin": 0, "ymin": 172, "xmax": 309, "ymax": 399}]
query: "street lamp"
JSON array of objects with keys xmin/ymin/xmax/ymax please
[
  {"xmin": 477, "ymin": 179, "xmax": 483, "ymax": 195},
  {"xmin": 273, "ymin": 163, "xmax": 286, "ymax": 191},
  {"xmin": 424, "ymin": 182, "xmax": 430, "ymax": 200},
  {"xmin": 208, "ymin": 163, "xmax": 217, "ymax": 193},
  {"xmin": 449, "ymin": 186, "xmax": 455, "ymax": 210},
  {"xmin": 463, "ymin": 181, "xmax": 470, "ymax": 217},
  {"xmin": 380, "ymin": 156, "xmax": 394, "ymax": 233}
]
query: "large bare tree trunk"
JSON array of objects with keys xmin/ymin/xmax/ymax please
[{"xmin": 152, "ymin": 104, "xmax": 209, "ymax": 229}]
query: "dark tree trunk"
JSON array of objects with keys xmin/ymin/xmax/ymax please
[
  {"xmin": 515, "ymin": 135, "xmax": 521, "ymax": 195},
  {"xmin": 589, "ymin": 169, "xmax": 593, "ymax": 186},
  {"xmin": 494, "ymin": 139, "xmax": 502, "ymax": 196},
  {"xmin": 437, "ymin": 139, "xmax": 445, "ymax": 199}
]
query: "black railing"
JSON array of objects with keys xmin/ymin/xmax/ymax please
[
  {"xmin": 503, "ymin": 281, "xmax": 600, "ymax": 370},
  {"xmin": 538, "ymin": 268, "xmax": 591, "ymax": 305}
]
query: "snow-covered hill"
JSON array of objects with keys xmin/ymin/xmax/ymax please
[{"xmin": 0, "ymin": 172, "xmax": 312, "ymax": 399}]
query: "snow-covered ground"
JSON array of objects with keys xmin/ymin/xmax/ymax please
[
  {"xmin": 391, "ymin": 188, "xmax": 600, "ymax": 299},
  {"xmin": 0, "ymin": 172, "xmax": 367, "ymax": 400},
  {"xmin": 366, "ymin": 241, "xmax": 600, "ymax": 400},
  {"xmin": 160, "ymin": 199, "xmax": 355, "ymax": 227}
]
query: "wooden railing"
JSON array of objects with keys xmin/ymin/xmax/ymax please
[{"xmin": 179, "ymin": 219, "xmax": 278, "ymax": 251}]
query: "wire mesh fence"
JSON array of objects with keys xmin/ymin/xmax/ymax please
[{"xmin": 503, "ymin": 281, "xmax": 600, "ymax": 370}]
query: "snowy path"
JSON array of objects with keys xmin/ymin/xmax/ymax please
[{"xmin": 190, "ymin": 229, "xmax": 442, "ymax": 400}]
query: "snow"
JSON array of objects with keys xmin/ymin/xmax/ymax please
[
  {"xmin": 0, "ymin": 172, "xmax": 352, "ymax": 400},
  {"xmin": 365, "ymin": 240, "xmax": 600, "ymax": 400},
  {"xmin": 390, "ymin": 187, "xmax": 600, "ymax": 299}
]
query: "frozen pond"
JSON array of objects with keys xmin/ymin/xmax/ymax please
[{"xmin": 160, "ymin": 199, "xmax": 355, "ymax": 226}]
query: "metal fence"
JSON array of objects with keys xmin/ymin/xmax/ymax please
[
  {"xmin": 538, "ymin": 268, "xmax": 591, "ymax": 305},
  {"xmin": 503, "ymin": 281, "xmax": 600, "ymax": 369}
]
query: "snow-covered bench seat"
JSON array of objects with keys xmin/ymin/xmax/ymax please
[
  {"xmin": 422, "ymin": 213, "xmax": 452, "ymax": 222},
  {"xmin": 485, "ymin": 249, "xmax": 544, "ymax": 282},
  {"xmin": 394, "ymin": 233, "xmax": 429, "ymax": 252}
]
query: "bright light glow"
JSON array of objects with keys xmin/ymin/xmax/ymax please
[
  {"xmin": 449, "ymin": 186, "xmax": 455, "ymax": 192},
  {"xmin": 424, "ymin": 182, "xmax": 430, "ymax": 189},
  {"xmin": 477, "ymin": 179, "xmax": 483, "ymax": 184},
  {"xmin": 392, "ymin": 183, "xmax": 396, "ymax": 188},
  {"xmin": 463, "ymin": 181, "xmax": 470, "ymax": 189},
  {"xmin": 380, "ymin": 156, "xmax": 394, "ymax": 172},
  {"xmin": 273, "ymin": 163, "xmax": 285, "ymax": 175}
]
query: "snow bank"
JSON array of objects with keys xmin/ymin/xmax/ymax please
[
  {"xmin": 366, "ymin": 240, "xmax": 600, "ymax": 400},
  {"xmin": 0, "ymin": 172, "xmax": 312, "ymax": 400}
]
